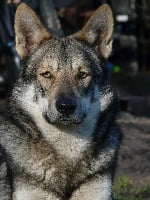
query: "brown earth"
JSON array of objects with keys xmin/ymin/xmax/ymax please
[{"xmin": 116, "ymin": 112, "xmax": 150, "ymax": 187}]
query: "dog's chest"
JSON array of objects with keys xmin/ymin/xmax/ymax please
[
  {"xmin": 48, "ymin": 128, "xmax": 92, "ymax": 160},
  {"xmin": 9, "ymin": 127, "xmax": 93, "ymax": 186},
  {"xmin": 13, "ymin": 138, "xmax": 93, "ymax": 199}
]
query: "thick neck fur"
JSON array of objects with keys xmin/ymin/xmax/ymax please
[{"xmin": 9, "ymin": 81, "xmax": 117, "ymax": 161}]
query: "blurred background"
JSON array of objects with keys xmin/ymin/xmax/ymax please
[{"xmin": 0, "ymin": 0, "xmax": 150, "ymax": 199}]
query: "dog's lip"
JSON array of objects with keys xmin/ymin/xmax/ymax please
[
  {"xmin": 44, "ymin": 114, "xmax": 86, "ymax": 125},
  {"xmin": 57, "ymin": 117, "xmax": 84, "ymax": 124},
  {"xmin": 59, "ymin": 113, "xmax": 87, "ymax": 124}
]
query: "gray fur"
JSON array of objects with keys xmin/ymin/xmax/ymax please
[{"xmin": 0, "ymin": 3, "xmax": 121, "ymax": 200}]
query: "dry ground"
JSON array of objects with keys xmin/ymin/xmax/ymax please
[{"xmin": 116, "ymin": 112, "xmax": 150, "ymax": 187}]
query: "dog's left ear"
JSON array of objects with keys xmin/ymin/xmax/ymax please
[{"xmin": 74, "ymin": 4, "xmax": 114, "ymax": 59}]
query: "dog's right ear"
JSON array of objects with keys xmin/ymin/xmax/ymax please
[{"xmin": 15, "ymin": 3, "xmax": 51, "ymax": 59}]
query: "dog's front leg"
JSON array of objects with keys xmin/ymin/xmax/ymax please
[
  {"xmin": 12, "ymin": 184, "xmax": 60, "ymax": 200},
  {"xmin": 70, "ymin": 173, "xmax": 112, "ymax": 200},
  {"xmin": 0, "ymin": 150, "xmax": 11, "ymax": 200}
]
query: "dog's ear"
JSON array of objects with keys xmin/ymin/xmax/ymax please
[
  {"xmin": 74, "ymin": 4, "xmax": 114, "ymax": 59},
  {"xmin": 15, "ymin": 3, "xmax": 51, "ymax": 59}
]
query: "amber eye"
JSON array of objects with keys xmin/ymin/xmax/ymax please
[
  {"xmin": 78, "ymin": 71, "xmax": 89, "ymax": 79},
  {"xmin": 41, "ymin": 71, "xmax": 52, "ymax": 79}
]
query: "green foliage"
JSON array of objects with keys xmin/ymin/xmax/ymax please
[
  {"xmin": 136, "ymin": 185, "xmax": 150, "ymax": 199},
  {"xmin": 114, "ymin": 174, "xmax": 150, "ymax": 200},
  {"xmin": 114, "ymin": 174, "xmax": 133, "ymax": 200}
]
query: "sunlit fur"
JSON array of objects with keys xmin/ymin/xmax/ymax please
[{"xmin": 0, "ymin": 3, "xmax": 121, "ymax": 200}]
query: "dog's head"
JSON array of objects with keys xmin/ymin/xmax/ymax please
[{"xmin": 14, "ymin": 3, "xmax": 114, "ymax": 125}]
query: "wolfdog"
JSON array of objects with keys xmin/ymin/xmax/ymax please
[{"xmin": 0, "ymin": 3, "xmax": 121, "ymax": 200}]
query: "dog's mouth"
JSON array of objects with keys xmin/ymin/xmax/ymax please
[
  {"xmin": 58, "ymin": 117, "xmax": 84, "ymax": 124},
  {"xmin": 44, "ymin": 113, "xmax": 86, "ymax": 125}
]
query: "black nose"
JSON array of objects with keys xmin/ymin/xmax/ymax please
[{"xmin": 56, "ymin": 97, "xmax": 77, "ymax": 115}]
